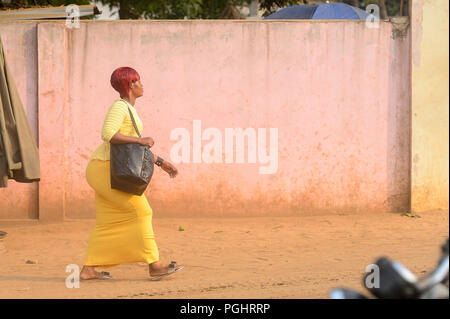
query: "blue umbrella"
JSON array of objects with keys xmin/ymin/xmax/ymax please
[{"xmin": 264, "ymin": 3, "xmax": 369, "ymax": 20}]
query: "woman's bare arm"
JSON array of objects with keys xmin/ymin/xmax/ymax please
[{"xmin": 110, "ymin": 132, "xmax": 143, "ymax": 145}]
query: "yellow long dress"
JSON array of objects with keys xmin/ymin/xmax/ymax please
[{"xmin": 84, "ymin": 98, "xmax": 159, "ymax": 268}]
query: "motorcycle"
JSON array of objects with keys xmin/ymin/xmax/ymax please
[{"xmin": 330, "ymin": 238, "xmax": 449, "ymax": 299}]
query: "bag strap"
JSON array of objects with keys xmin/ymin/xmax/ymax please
[{"xmin": 127, "ymin": 106, "xmax": 142, "ymax": 138}]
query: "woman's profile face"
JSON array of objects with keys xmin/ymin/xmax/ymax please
[{"xmin": 130, "ymin": 79, "xmax": 144, "ymax": 98}]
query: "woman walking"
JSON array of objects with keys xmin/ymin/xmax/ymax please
[{"xmin": 80, "ymin": 66, "xmax": 183, "ymax": 281}]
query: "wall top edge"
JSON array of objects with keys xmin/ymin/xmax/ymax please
[{"xmin": 0, "ymin": 19, "xmax": 392, "ymax": 24}]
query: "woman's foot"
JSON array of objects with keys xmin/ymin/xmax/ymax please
[
  {"xmin": 149, "ymin": 261, "xmax": 184, "ymax": 280},
  {"xmin": 80, "ymin": 265, "xmax": 113, "ymax": 280}
]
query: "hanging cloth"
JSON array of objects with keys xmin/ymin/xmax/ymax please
[{"xmin": 0, "ymin": 35, "xmax": 40, "ymax": 187}]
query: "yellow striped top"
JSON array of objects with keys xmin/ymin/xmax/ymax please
[{"xmin": 91, "ymin": 98, "xmax": 143, "ymax": 161}]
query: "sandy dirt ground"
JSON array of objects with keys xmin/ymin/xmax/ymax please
[{"xmin": 0, "ymin": 210, "xmax": 448, "ymax": 299}]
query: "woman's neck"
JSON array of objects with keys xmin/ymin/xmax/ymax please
[{"xmin": 121, "ymin": 95, "xmax": 136, "ymax": 106}]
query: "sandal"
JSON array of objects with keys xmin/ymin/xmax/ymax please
[
  {"xmin": 80, "ymin": 271, "xmax": 113, "ymax": 281},
  {"xmin": 150, "ymin": 261, "xmax": 184, "ymax": 281}
]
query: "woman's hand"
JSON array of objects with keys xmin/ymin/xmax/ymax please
[
  {"xmin": 139, "ymin": 137, "xmax": 155, "ymax": 148},
  {"xmin": 161, "ymin": 161, "xmax": 178, "ymax": 178}
]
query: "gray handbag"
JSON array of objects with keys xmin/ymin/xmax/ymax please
[{"xmin": 110, "ymin": 107, "xmax": 154, "ymax": 195}]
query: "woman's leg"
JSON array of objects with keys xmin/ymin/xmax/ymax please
[
  {"xmin": 80, "ymin": 265, "xmax": 112, "ymax": 280},
  {"xmin": 148, "ymin": 260, "xmax": 184, "ymax": 277}
]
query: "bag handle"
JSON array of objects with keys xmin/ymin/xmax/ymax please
[{"xmin": 127, "ymin": 106, "xmax": 141, "ymax": 138}]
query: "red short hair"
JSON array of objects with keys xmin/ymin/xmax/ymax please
[{"xmin": 110, "ymin": 67, "xmax": 140, "ymax": 98}]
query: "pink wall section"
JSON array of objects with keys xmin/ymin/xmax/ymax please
[{"xmin": 0, "ymin": 20, "xmax": 411, "ymax": 220}]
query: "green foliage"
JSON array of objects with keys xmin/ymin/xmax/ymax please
[
  {"xmin": 342, "ymin": 0, "xmax": 407, "ymax": 17},
  {"xmin": 259, "ymin": 0, "xmax": 305, "ymax": 17},
  {"xmin": 95, "ymin": 0, "xmax": 305, "ymax": 19},
  {"xmin": 142, "ymin": 0, "xmax": 204, "ymax": 19},
  {"xmin": 366, "ymin": 0, "xmax": 407, "ymax": 16},
  {"xmin": 196, "ymin": 0, "xmax": 247, "ymax": 19}
]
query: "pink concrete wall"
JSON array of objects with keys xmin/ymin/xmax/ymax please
[{"xmin": 0, "ymin": 20, "xmax": 411, "ymax": 220}]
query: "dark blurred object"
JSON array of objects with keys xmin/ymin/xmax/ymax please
[
  {"xmin": 364, "ymin": 257, "xmax": 420, "ymax": 299},
  {"xmin": 330, "ymin": 238, "xmax": 449, "ymax": 299},
  {"xmin": 0, "ymin": 231, "xmax": 7, "ymax": 239}
]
